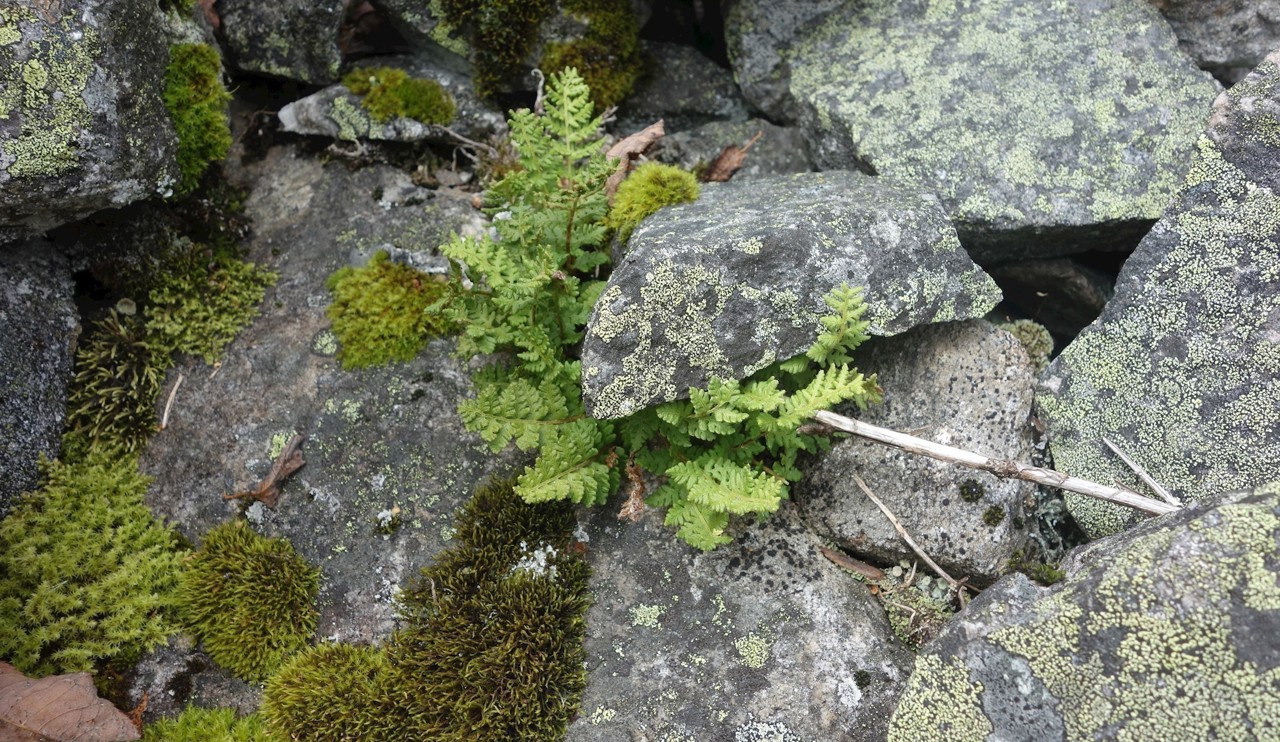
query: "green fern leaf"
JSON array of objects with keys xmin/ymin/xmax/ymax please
[
  {"xmin": 806, "ymin": 283, "xmax": 872, "ymax": 367},
  {"xmin": 667, "ymin": 456, "xmax": 785, "ymax": 516},
  {"xmin": 516, "ymin": 420, "xmax": 617, "ymax": 505},
  {"xmin": 458, "ymin": 374, "xmax": 573, "ymax": 453},
  {"xmin": 663, "ymin": 500, "xmax": 731, "ymax": 551}
]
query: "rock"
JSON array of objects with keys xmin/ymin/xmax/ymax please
[
  {"xmin": 986, "ymin": 258, "xmax": 1114, "ymax": 341},
  {"xmin": 1151, "ymin": 0, "xmax": 1280, "ymax": 84},
  {"xmin": 888, "ymin": 482, "xmax": 1280, "ymax": 741},
  {"xmin": 566, "ymin": 500, "xmax": 915, "ymax": 742},
  {"xmin": 0, "ymin": 240, "xmax": 78, "ymax": 516},
  {"xmin": 128, "ymin": 636, "xmax": 260, "ymax": 725},
  {"xmin": 651, "ymin": 118, "xmax": 815, "ymax": 181},
  {"xmin": 731, "ymin": 0, "xmax": 1220, "ymax": 262},
  {"xmin": 217, "ymin": 0, "xmax": 344, "ymax": 84},
  {"xmin": 277, "ymin": 57, "xmax": 507, "ymax": 144},
  {"xmin": 723, "ymin": 0, "xmax": 846, "ymax": 122},
  {"xmin": 797, "ymin": 320, "xmax": 1037, "ymax": 585},
  {"xmin": 614, "ymin": 41, "xmax": 750, "ymax": 133},
  {"xmin": 1036, "ymin": 52, "xmax": 1280, "ymax": 539},
  {"xmin": 581, "ymin": 170, "xmax": 1002, "ymax": 419},
  {"xmin": 139, "ymin": 146, "xmax": 509, "ymax": 645},
  {"xmin": 0, "ymin": 0, "xmax": 180, "ymax": 235}
]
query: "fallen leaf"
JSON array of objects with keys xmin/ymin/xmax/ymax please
[
  {"xmin": 0, "ymin": 662, "xmax": 140, "ymax": 742},
  {"xmin": 197, "ymin": 0, "xmax": 218, "ymax": 30},
  {"xmin": 224, "ymin": 433, "xmax": 305, "ymax": 508},
  {"xmin": 701, "ymin": 130, "xmax": 763, "ymax": 183},
  {"xmin": 604, "ymin": 120, "xmax": 665, "ymax": 202},
  {"xmin": 819, "ymin": 546, "xmax": 886, "ymax": 581}
]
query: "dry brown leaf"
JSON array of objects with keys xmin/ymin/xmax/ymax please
[
  {"xmin": 701, "ymin": 130, "xmax": 763, "ymax": 183},
  {"xmin": 224, "ymin": 433, "xmax": 305, "ymax": 508},
  {"xmin": 197, "ymin": 0, "xmax": 219, "ymax": 30},
  {"xmin": 604, "ymin": 120, "xmax": 665, "ymax": 202},
  {"xmin": 819, "ymin": 546, "xmax": 886, "ymax": 581},
  {"xmin": 0, "ymin": 662, "xmax": 140, "ymax": 742}
]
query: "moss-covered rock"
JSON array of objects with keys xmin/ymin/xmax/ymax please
[
  {"xmin": 890, "ymin": 483, "xmax": 1280, "ymax": 741},
  {"xmin": 142, "ymin": 707, "xmax": 272, "ymax": 742},
  {"xmin": 163, "ymin": 43, "xmax": 232, "ymax": 196},
  {"xmin": 1036, "ymin": 51, "xmax": 1280, "ymax": 538},
  {"xmin": 605, "ymin": 162, "xmax": 700, "ymax": 245}
]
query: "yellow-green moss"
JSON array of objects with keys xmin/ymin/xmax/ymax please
[
  {"xmin": 325, "ymin": 250, "xmax": 456, "ymax": 370},
  {"xmin": 998, "ymin": 318, "xmax": 1053, "ymax": 371},
  {"xmin": 605, "ymin": 162, "xmax": 701, "ymax": 244},
  {"xmin": 262, "ymin": 643, "xmax": 405, "ymax": 741},
  {"xmin": 342, "ymin": 67, "xmax": 456, "ymax": 125},
  {"xmin": 435, "ymin": 0, "xmax": 556, "ymax": 96},
  {"xmin": 142, "ymin": 707, "xmax": 273, "ymax": 742},
  {"xmin": 541, "ymin": 0, "xmax": 642, "ymax": 109},
  {"xmin": 0, "ymin": 448, "xmax": 186, "ymax": 677},
  {"xmin": 163, "ymin": 43, "xmax": 232, "ymax": 195},
  {"xmin": 177, "ymin": 521, "xmax": 319, "ymax": 683}
]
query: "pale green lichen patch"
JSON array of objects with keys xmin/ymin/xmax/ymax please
[
  {"xmin": 890, "ymin": 489, "xmax": 1280, "ymax": 740},
  {"xmin": 733, "ymin": 632, "xmax": 773, "ymax": 669},
  {"xmin": 788, "ymin": 0, "xmax": 1216, "ymax": 241},
  {"xmin": 629, "ymin": 602, "xmax": 667, "ymax": 628}
]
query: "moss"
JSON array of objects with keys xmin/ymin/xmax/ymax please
[
  {"xmin": 146, "ymin": 245, "xmax": 277, "ymax": 366},
  {"xmin": 177, "ymin": 521, "xmax": 319, "ymax": 683},
  {"xmin": 142, "ymin": 707, "xmax": 273, "ymax": 742},
  {"xmin": 0, "ymin": 448, "xmax": 186, "ymax": 677},
  {"xmin": 958, "ymin": 478, "xmax": 985, "ymax": 503},
  {"xmin": 435, "ymin": 0, "xmax": 557, "ymax": 97},
  {"xmin": 1007, "ymin": 549, "xmax": 1065, "ymax": 585},
  {"xmin": 62, "ymin": 311, "xmax": 168, "ymax": 458},
  {"xmin": 882, "ymin": 585, "xmax": 951, "ymax": 650},
  {"xmin": 262, "ymin": 643, "xmax": 406, "ymax": 741},
  {"xmin": 982, "ymin": 506, "xmax": 1006, "ymax": 527},
  {"xmin": 998, "ymin": 318, "xmax": 1053, "ymax": 371},
  {"xmin": 163, "ymin": 43, "xmax": 232, "ymax": 195},
  {"xmin": 605, "ymin": 162, "xmax": 700, "ymax": 244},
  {"xmin": 325, "ymin": 250, "xmax": 456, "ymax": 370},
  {"xmin": 389, "ymin": 478, "xmax": 590, "ymax": 741},
  {"xmin": 541, "ymin": 0, "xmax": 642, "ymax": 109},
  {"xmin": 342, "ymin": 67, "xmax": 456, "ymax": 125}
]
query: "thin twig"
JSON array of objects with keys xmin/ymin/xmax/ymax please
[
  {"xmin": 437, "ymin": 124, "xmax": 498, "ymax": 159},
  {"xmin": 159, "ymin": 373, "xmax": 185, "ymax": 430},
  {"xmin": 1102, "ymin": 436, "xmax": 1179, "ymax": 506},
  {"xmin": 852, "ymin": 473, "xmax": 962, "ymax": 593},
  {"xmin": 532, "ymin": 69, "xmax": 546, "ymax": 115},
  {"xmin": 812, "ymin": 410, "xmax": 1180, "ymax": 517}
]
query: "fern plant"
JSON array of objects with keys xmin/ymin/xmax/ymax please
[{"xmin": 433, "ymin": 68, "xmax": 879, "ymax": 550}]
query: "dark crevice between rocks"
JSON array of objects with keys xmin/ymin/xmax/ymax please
[{"xmin": 642, "ymin": 0, "xmax": 730, "ymax": 69}]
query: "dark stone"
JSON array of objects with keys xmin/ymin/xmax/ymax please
[{"xmin": 218, "ymin": 0, "xmax": 345, "ymax": 84}]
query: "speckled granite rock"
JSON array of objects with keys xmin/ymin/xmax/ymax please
[
  {"xmin": 650, "ymin": 118, "xmax": 814, "ymax": 181},
  {"xmin": 140, "ymin": 146, "xmax": 511, "ymax": 645},
  {"xmin": 732, "ymin": 0, "xmax": 1220, "ymax": 261},
  {"xmin": 217, "ymin": 0, "xmax": 344, "ymax": 84},
  {"xmin": 723, "ymin": 0, "xmax": 845, "ymax": 122},
  {"xmin": 0, "ymin": 240, "xmax": 78, "ymax": 516},
  {"xmin": 1151, "ymin": 0, "xmax": 1280, "ymax": 83},
  {"xmin": 798, "ymin": 320, "xmax": 1037, "ymax": 585},
  {"xmin": 0, "ymin": 0, "xmax": 180, "ymax": 235},
  {"xmin": 566, "ymin": 500, "xmax": 915, "ymax": 742},
  {"xmin": 889, "ymin": 482, "xmax": 1280, "ymax": 741},
  {"xmin": 277, "ymin": 56, "xmax": 507, "ymax": 144},
  {"xmin": 581, "ymin": 170, "xmax": 1002, "ymax": 419},
  {"xmin": 1036, "ymin": 52, "xmax": 1280, "ymax": 539}
]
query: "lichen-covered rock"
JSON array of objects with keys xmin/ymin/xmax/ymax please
[
  {"xmin": 139, "ymin": 146, "xmax": 509, "ymax": 646},
  {"xmin": 0, "ymin": 0, "xmax": 179, "ymax": 235},
  {"xmin": 217, "ymin": 0, "xmax": 344, "ymax": 84},
  {"xmin": 754, "ymin": 0, "xmax": 1219, "ymax": 261},
  {"xmin": 650, "ymin": 118, "xmax": 815, "ymax": 182},
  {"xmin": 1151, "ymin": 0, "xmax": 1280, "ymax": 83},
  {"xmin": 0, "ymin": 240, "xmax": 77, "ymax": 516},
  {"xmin": 797, "ymin": 320, "xmax": 1037, "ymax": 584},
  {"xmin": 566, "ymin": 500, "xmax": 915, "ymax": 741},
  {"xmin": 722, "ymin": 0, "xmax": 845, "ymax": 122},
  {"xmin": 614, "ymin": 41, "xmax": 749, "ymax": 133},
  {"xmin": 1036, "ymin": 51, "xmax": 1280, "ymax": 539},
  {"xmin": 277, "ymin": 58, "xmax": 507, "ymax": 144},
  {"xmin": 889, "ymin": 483, "xmax": 1280, "ymax": 741},
  {"xmin": 581, "ymin": 170, "xmax": 1002, "ymax": 419}
]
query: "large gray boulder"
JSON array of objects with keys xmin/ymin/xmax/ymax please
[
  {"xmin": 1036, "ymin": 52, "xmax": 1280, "ymax": 539},
  {"xmin": 1151, "ymin": 0, "xmax": 1280, "ymax": 83},
  {"xmin": 889, "ymin": 482, "xmax": 1280, "ymax": 741},
  {"xmin": 614, "ymin": 41, "xmax": 750, "ymax": 134},
  {"xmin": 650, "ymin": 118, "xmax": 815, "ymax": 182},
  {"xmin": 727, "ymin": 0, "xmax": 1219, "ymax": 262},
  {"xmin": 581, "ymin": 170, "xmax": 1002, "ymax": 419},
  {"xmin": 798, "ymin": 320, "xmax": 1037, "ymax": 585},
  {"xmin": 217, "ymin": 0, "xmax": 345, "ymax": 84},
  {"xmin": 0, "ymin": 0, "xmax": 179, "ymax": 236},
  {"xmin": 0, "ymin": 240, "xmax": 78, "ymax": 516},
  {"xmin": 566, "ymin": 500, "xmax": 915, "ymax": 742}
]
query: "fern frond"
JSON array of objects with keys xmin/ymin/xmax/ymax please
[
  {"xmin": 458, "ymin": 374, "xmax": 575, "ymax": 453},
  {"xmin": 806, "ymin": 283, "xmax": 872, "ymax": 367},
  {"xmin": 516, "ymin": 420, "xmax": 617, "ymax": 505},
  {"xmin": 663, "ymin": 500, "xmax": 731, "ymax": 551},
  {"xmin": 775, "ymin": 365, "xmax": 880, "ymax": 430},
  {"xmin": 666, "ymin": 455, "xmax": 785, "ymax": 516}
]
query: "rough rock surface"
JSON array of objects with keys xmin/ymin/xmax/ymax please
[
  {"xmin": 581, "ymin": 170, "xmax": 1002, "ymax": 419},
  {"xmin": 798, "ymin": 320, "xmax": 1037, "ymax": 584},
  {"xmin": 566, "ymin": 500, "xmax": 915, "ymax": 742},
  {"xmin": 733, "ymin": 0, "xmax": 1219, "ymax": 261},
  {"xmin": 614, "ymin": 41, "xmax": 749, "ymax": 133},
  {"xmin": 277, "ymin": 57, "xmax": 507, "ymax": 144},
  {"xmin": 0, "ymin": 240, "xmax": 78, "ymax": 516},
  {"xmin": 217, "ymin": 0, "xmax": 344, "ymax": 85},
  {"xmin": 128, "ymin": 636, "xmax": 259, "ymax": 724},
  {"xmin": 140, "ymin": 146, "xmax": 512, "ymax": 645},
  {"xmin": 889, "ymin": 483, "xmax": 1280, "ymax": 741},
  {"xmin": 651, "ymin": 118, "xmax": 814, "ymax": 182},
  {"xmin": 987, "ymin": 258, "xmax": 1114, "ymax": 341},
  {"xmin": 722, "ymin": 0, "xmax": 845, "ymax": 122},
  {"xmin": 1151, "ymin": 0, "xmax": 1280, "ymax": 83},
  {"xmin": 1036, "ymin": 52, "xmax": 1280, "ymax": 539},
  {"xmin": 0, "ymin": 0, "xmax": 179, "ymax": 235}
]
